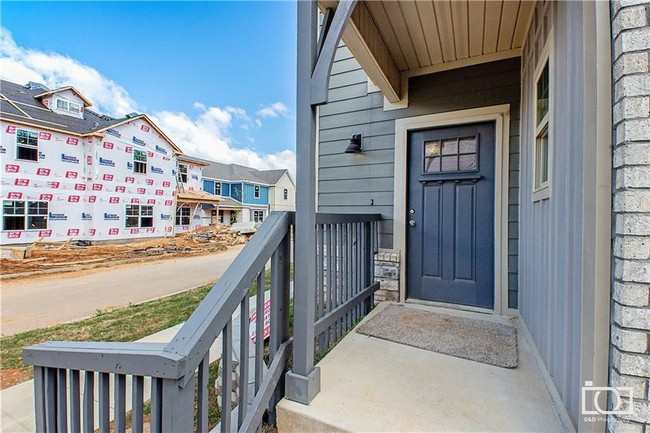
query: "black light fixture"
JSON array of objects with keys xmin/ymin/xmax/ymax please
[{"xmin": 345, "ymin": 133, "xmax": 363, "ymax": 153}]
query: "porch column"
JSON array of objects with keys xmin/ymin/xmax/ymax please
[
  {"xmin": 285, "ymin": 0, "xmax": 320, "ymax": 405},
  {"xmin": 286, "ymin": 0, "xmax": 357, "ymax": 405}
]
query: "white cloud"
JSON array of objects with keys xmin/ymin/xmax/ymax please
[
  {"xmin": 0, "ymin": 27, "xmax": 138, "ymax": 116},
  {"xmin": 0, "ymin": 27, "xmax": 295, "ymax": 175},
  {"xmin": 257, "ymin": 102, "xmax": 291, "ymax": 118}
]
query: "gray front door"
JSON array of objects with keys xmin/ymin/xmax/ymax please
[{"xmin": 407, "ymin": 122, "xmax": 495, "ymax": 309}]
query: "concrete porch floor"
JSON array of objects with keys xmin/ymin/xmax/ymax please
[{"xmin": 277, "ymin": 302, "xmax": 570, "ymax": 433}]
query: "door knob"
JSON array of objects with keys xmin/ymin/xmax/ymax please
[{"xmin": 409, "ymin": 220, "xmax": 416, "ymax": 227}]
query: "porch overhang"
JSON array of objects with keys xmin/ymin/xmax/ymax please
[
  {"xmin": 176, "ymin": 190, "xmax": 222, "ymax": 206},
  {"xmin": 320, "ymin": 0, "xmax": 535, "ymax": 103}
]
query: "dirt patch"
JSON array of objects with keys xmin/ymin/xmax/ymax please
[
  {"xmin": 0, "ymin": 226, "xmax": 249, "ymax": 280},
  {"xmin": 0, "ymin": 368, "xmax": 29, "ymax": 389}
]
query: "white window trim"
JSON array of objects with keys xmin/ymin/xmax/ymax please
[
  {"xmin": 254, "ymin": 185, "xmax": 260, "ymax": 199},
  {"xmin": 2, "ymin": 200, "xmax": 49, "ymax": 231},
  {"xmin": 215, "ymin": 182, "xmax": 222, "ymax": 196},
  {"xmin": 125, "ymin": 204, "xmax": 154, "ymax": 229},
  {"xmin": 179, "ymin": 164, "xmax": 188, "ymax": 183},
  {"xmin": 56, "ymin": 98, "xmax": 81, "ymax": 114},
  {"xmin": 532, "ymin": 33, "xmax": 553, "ymax": 202},
  {"xmin": 16, "ymin": 128, "xmax": 39, "ymax": 162},
  {"xmin": 176, "ymin": 205, "xmax": 191, "ymax": 226},
  {"xmin": 133, "ymin": 149, "xmax": 148, "ymax": 175}
]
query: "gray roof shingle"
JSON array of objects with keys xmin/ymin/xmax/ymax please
[
  {"xmin": 197, "ymin": 159, "xmax": 290, "ymax": 186},
  {"xmin": 0, "ymin": 80, "xmax": 126, "ymax": 135}
]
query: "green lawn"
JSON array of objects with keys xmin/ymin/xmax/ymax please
[{"xmin": 1, "ymin": 283, "xmax": 214, "ymax": 388}]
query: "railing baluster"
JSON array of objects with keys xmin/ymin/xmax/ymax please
[
  {"xmin": 114, "ymin": 374, "xmax": 126, "ymax": 433},
  {"xmin": 255, "ymin": 269, "xmax": 265, "ymax": 392},
  {"xmin": 221, "ymin": 320, "xmax": 233, "ymax": 433},
  {"xmin": 332, "ymin": 224, "xmax": 340, "ymax": 342},
  {"xmin": 359, "ymin": 222, "xmax": 364, "ymax": 316},
  {"xmin": 45, "ymin": 367, "xmax": 57, "ymax": 433},
  {"xmin": 317, "ymin": 224, "xmax": 325, "ymax": 353},
  {"xmin": 131, "ymin": 376, "xmax": 144, "ymax": 433},
  {"xmin": 34, "ymin": 366, "xmax": 46, "ymax": 432},
  {"xmin": 239, "ymin": 296, "xmax": 250, "ymax": 429},
  {"xmin": 352, "ymin": 223, "xmax": 358, "ymax": 325},
  {"xmin": 98, "ymin": 373, "xmax": 110, "ymax": 433},
  {"xmin": 325, "ymin": 223, "xmax": 332, "ymax": 349},
  {"xmin": 150, "ymin": 378, "xmax": 162, "ymax": 433},
  {"xmin": 345, "ymin": 223, "xmax": 352, "ymax": 333},
  {"xmin": 69, "ymin": 370, "xmax": 80, "ymax": 433},
  {"xmin": 82, "ymin": 371, "xmax": 94, "ymax": 433},
  {"xmin": 197, "ymin": 354, "xmax": 209, "ymax": 433},
  {"xmin": 338, "ymin": 223, "xmax": 344, "ymax": 339},
  {"xmin": 56, "ymin": 369, "xmax": 67, "ymax": 433}
]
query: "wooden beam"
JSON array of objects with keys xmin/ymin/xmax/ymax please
[
  {"xmin": 311, "ymin": 0, "xmax": 358, "ymax": 105},
  {"xmin": 332, "ymin": 0, "xmax": 402, "ymax": 103}
]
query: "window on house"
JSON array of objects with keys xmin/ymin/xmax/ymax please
[
  {"xmin": 179, "ymin": 164, "xmax": 188, "ymax": 183},
  {"xmin": 16, "ymin": 129, "xmax": 38, "ymax": 161},
  {"xmin": 126, "ymin": 205, "xmax": 154, "ymax": 228},
  {"xmin": 176, "ymin": 206, "xmax": 191, "ymax": 225},
  {"xmin": 56, "ymin": 99, "xmax": 81, "ymax": 114},
  {"xmin": 134, "ymin": 149, "xmax": 147, "ymax": 174},
  {"xmin": 283, "ymin": 189, "xmax": 288, "ymax": 200},
  {"xmin": 215, "ymin": 182, "xmax": 221, "ymax": 196},
  {"xmin": 423, "ymin": 136, "xmax": 479, "ymax": 173},
  {"xmin": 218, "ymin": 210, "xmax": 224, "ymax": 224},
  {"xmin": 3, "ymin": 200, "xmax": 48, "ymax": 230},
  {"xmin": 230, "ymin": 212, "xmax": 238, "ymax": 224},
  {"xmin": 533, "ymin": 58, "xmax": 551, "ymax": 200},
  {"xmin": 254, "ymin": 185, "xmax": 260, "ymax": 199},
  {"xmin": 253, "ymin": 210, "xmax": 264, "ymax": 222}
]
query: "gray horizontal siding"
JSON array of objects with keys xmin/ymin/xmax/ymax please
[{"xmin": 318, "ymin": 50, "xmax": 521, "ymax": 312}]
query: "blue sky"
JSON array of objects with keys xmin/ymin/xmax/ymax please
[{"xmin": 0, "ymin": 1, "xmax": 298, "ymax": 171}]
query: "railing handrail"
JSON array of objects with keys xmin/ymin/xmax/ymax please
[
  {"xmin": 23, "ymin": 342, "xmax": 184, "ymax": 378},
  {"xmin": 315, "ymin": 213, "xmax": 382, "ymax": 224},
  {"xmin": 162, "ymin": 211, "xmax": 294, "ymax": 379}
]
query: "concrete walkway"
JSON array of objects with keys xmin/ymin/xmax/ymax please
[
  {"xmin": 0, "ymin": 290, "xmax": 268, "ymax": 433},
  {"xmin": 1, "ymin": 246, "xmax": 244, "ymax": 336}
]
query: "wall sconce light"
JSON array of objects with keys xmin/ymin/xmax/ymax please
[{"xmin": 345, "ymin": 133, "xmax": 363, "ymax": 153}]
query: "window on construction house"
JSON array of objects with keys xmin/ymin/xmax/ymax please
[
  {"xmin": 56, "ymin": 98, "xmax": 81, "ymax": 114},
  {"xmin": 218, "ymin": 210, "xmax": 224, "ymax": 224},
  {"xmin": 533, "ymin": 50, "xmax": 551, "ymax": 201},
  {"xmin": 16, "ymin": 129, "xmax": 38, "ymax": 161},
  {"xmin": 133, "ymin": 149, "xmax": 147, "ymax": 174},
  {"xmin": 253, "ymin": 210, "xmax": 264, "ymax": 223},
  {"xmin": 125, "ymin": 205, "xmax": 154, "ymax": 228},
  {"xmin": 283, "ymin": 189, "xmax": 288, "ymax": 200},
  {"xmin": 254, "ymin": 185, "xmax": 260, "ymax": 199},
  {"xmin": 3, "ymin": 200, "xmax": 48, "ymax": 230},
  {"xmin": 215, "ymin": 182, "xmax": 221, "ymax": 196},
  {"xmin": 179, "ymin": 164, "xmax": 188, "ymax": 183},
  {"xmin": 176, "ymin": 206, "xmax": 191, "ymax": 225}
]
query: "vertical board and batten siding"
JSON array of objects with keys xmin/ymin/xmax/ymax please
[
  {"xmin": 519, "ymin": 1, "xmax": 586, "ymax": 428},
  {"xmin": 243, "ymin": 184, "xmax": 269, "ymax": 205},
  {"xmin": 318, "ymin": 46, "xmax": 521, "ymax": 307}
]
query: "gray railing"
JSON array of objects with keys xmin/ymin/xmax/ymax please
[
  {"xmin": 23, "ymin": 211, "xmax": 380, "ymax": 432},
  {"xmin": 314, "ymin": 214, "xmax": 380, "ymax": 357}
]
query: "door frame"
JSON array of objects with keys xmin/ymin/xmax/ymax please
[{"xmin": 394, "ymin": 104, "xmax": 514, "ymax": 316}]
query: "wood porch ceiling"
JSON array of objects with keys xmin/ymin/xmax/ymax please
[{"xmin": 320, "ymin": 0, "xmax": 535, "ymax": 102}]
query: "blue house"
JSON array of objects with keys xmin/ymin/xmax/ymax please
[{"xmin": 200, "ymin": 160, "xmax": 294, "ymax": 225}]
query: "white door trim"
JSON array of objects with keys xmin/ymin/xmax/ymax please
[{"xmin": 394, "ymin": 104, "xmax": 513, "ymax": 316}]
